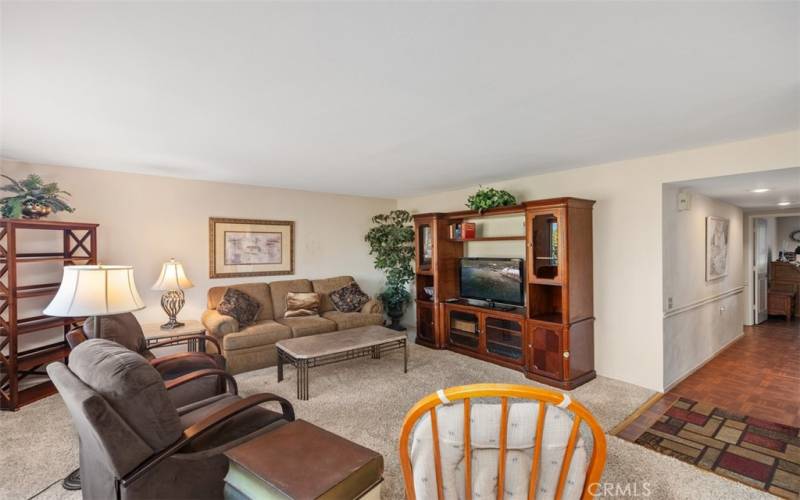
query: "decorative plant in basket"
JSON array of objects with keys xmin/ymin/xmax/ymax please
[
  {"xmin": 466, "ymin": 186, "xmax": 517, "ymax": 214},
  {"xmin": 364, "ymin": 210, "xmax": 415, "ymax": 331},
  {"xmin": 0, "ymin": 174, "xmax": 75, "ymax": 219}
]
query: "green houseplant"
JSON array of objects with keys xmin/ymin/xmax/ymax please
[
  {"xmin": 364, "ymin": 210, "xmax": 415, "ymax": 330},
  {"xmin": 0, "ymin": 174, "xmax": 75, "ymax": 219},
  {"xmin": 466, "ymin": 186, "xmax": 517, "ymax": 214}
]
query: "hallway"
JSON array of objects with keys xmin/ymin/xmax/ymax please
[
  {"xmin": 613, "ymin": 318, "xmax": 800, "ymax": 497},
  {"xmin": 671, "ymin": 318, "xmax": 800, "ymax": 428}
]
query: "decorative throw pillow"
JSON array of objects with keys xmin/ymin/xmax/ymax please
[
  {"xmin": 330, "ymin": 282, "xmax": 370, "ymax": 313},
  {"xmin": 284, "ymin": 292, "xmax": 321, "ymax": 318},
  {"xmin": 217, "ymin": 288, "xmax": 261, "ymax": 326}
]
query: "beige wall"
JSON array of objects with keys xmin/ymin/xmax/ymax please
[
  {"xmin": 398, "ymin": 131, "xmax": 800, "ymax": 391},
  {"xmin": 662, "ymin": 188, "xmax": 744, "ymax": 388},
  {"xmin": 0, "ymin": 160, "xmax": 396, "ymax": 349}
]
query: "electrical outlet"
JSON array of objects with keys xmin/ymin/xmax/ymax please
[{"xmin": 667, "ymin": 297, "xmax": 673, "ymax": 309}]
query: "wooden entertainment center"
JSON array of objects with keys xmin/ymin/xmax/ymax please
[{"xmin": 413, "ymin": 198, "xmax": 595, "ymax": 389}]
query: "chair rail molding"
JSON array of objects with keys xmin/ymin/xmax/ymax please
[{"xmin": 663, "ymin": 286, "xmax": 745, "ymax": 319}]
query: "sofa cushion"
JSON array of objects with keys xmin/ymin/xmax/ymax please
[
  {"xmin": 276, "ymin": 316, "xmax": 337, "ymax": 338},
  {"xmin": 311, "ymin": 276, "xmax": 356, "ymax": 313},
  {"xmin": 284, "ymin": 292, "xmax": 321, "ymax": 318},
  {"xmin": 69, "ymin": 339, "xmax": 182, "ymax": 451},
  {"xmin": 329, "ymin": 282, "xmax": 370, "ymax": 313},
  {"xmin": 217, "ymin": 288, "xmax": 262, "ymax": 326},
  {"xmin": 322, "ymin": 311, "xmax": 384, "ymax": 330},
  {"xmin": 208, "ymin": 283, "xmax": 274, "ymax": 321},
  {"xmin": 269, "ymin": 279, "xmax": 313, "ymax": 319},
  {"xmin": 222, "ymin": 320, "xmax": 292, "ymax": 351}
]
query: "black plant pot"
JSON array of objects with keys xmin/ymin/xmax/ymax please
[{"xmin": 386, "ymin": 304, "xmax": 406, "ymax": 331}]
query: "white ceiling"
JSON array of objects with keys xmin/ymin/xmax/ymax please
[
  {"xmin": 670, "ymin": 167, "xmax": 800, "ymax": 211},
  {"xmin": 1, "ymin": 2, "xmax": 799, "ymax": 198}
]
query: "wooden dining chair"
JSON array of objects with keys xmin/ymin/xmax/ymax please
[{"xmin": 399, "ymin": 384, "xmax": 607, "ymax": 500}]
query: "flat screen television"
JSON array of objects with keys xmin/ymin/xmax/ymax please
[{"xmin": 459, "ymin": 257, "xmax": 525, "ymax": 306}]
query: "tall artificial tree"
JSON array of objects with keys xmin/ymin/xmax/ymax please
[{"xmin": 364, "ymin": 210, "xmax": 415, "ymax": 330}]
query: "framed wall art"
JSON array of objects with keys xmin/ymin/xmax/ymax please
[
  {"xmin": 209, "ymin": 217, "xmax": 294, "ymax": 278},
  {"xmin": 706, "ymin": 216, "xmax": 729, "ymax": 282}
]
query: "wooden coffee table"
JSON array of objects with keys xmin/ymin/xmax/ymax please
[{"xmin": 276, "ymin": 325, "xmax": 407, "ymax": 400}]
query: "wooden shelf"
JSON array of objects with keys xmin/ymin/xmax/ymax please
[
  {"xmin": 449, "ymin": 236, "xmax": 525, "ymax": 242},
  {"xmin": 17, "ymin": 316, "xmax": 80, "ymax": 335},
  {"xmin": 445, "ymin": 204, "xmax": 526, "ymax": 220},
  {"xmin": 529, "ymin": 313, "xmax": 564, "ymax": 326},
  {"xmin": 0, "ymin": 219, "xmax": 99, "ymax": 231},
  {"xmin": 16, "ymin": 381, "xmax": 57, "ymax": 407},
  {"xmin": 0, "ymin": 255, "xmax": 92, "ymax": 264},
  {"xmin": 0, "ymin": 219, "xmax": 98, "ymax": 410},
  {"xmin": 18, "ymin": 343, "xmax": 70, "ymax": 371}
]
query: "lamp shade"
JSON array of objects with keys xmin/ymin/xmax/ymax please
[
  {"xmin": 44, "ymin": 265, "xmax": 145, "ymax": 317},
  {"xmin": 151, "ymin": 258, "xmax": 194, "ymax": 291}
]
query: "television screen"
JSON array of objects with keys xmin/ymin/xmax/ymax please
[{"xmin": 459, "ymin": 258, "xmax": 524, "ymax": 306}]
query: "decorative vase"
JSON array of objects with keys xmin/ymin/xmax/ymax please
[
  {"xmin": 21, "ymin": 204, "xmax": 53, "ymax": 219},
  {"xmin": 386, "ymin": 303, "xmax": 406, "ymax": 331}
]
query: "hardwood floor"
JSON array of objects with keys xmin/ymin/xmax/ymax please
[
  {"xmin": 670, "ymin": 317, "xmax": 800, "ymax": 428},
  {"xmin": 617, "ymin": 317, "xmax": 800, "ymax": 444}
]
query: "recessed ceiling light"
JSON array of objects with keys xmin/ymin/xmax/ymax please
[
  {"xmin": 778, "ymin": 201, "xmax": 792, "ymax": 206},
  {"xmin": 749, "ymin": 188, "xmax": 771, "ymax": 193}
]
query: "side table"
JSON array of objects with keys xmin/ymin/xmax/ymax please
[{"xmin": 142, "ymin": 319, "xmax": 210, "ymax": 352}]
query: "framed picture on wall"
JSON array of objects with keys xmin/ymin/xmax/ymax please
[
  {"xmin": 706, "ymin": 216, "xmax": 729, "ymax": 281},
  {"xmin": 209, "ymin": 217, "xmax": 294, "ymax": 278}
]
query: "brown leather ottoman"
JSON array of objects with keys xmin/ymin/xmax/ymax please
[{"xmin": 224, "ymin": 419, "xmax": 383, "ymax": 499}]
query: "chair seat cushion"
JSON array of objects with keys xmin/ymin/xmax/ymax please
[
  {"xmin": 276, "ymin": 316, "xmax": 337, "ymax": 337},
  {"xmin": 223, "ymin": 320, "xmax": 292, "ymax": 351},
  {"xmin": 321, "ymin": 311, "xmax": 384, "ymax": 330},
  {"xmin": 180, "ymin": 394, "xmax": 286, "ymax": 452}
]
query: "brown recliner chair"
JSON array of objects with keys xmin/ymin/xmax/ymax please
[
  {"xmin": 67, "ymin": 313, "xmax": 227, "ymax": 408},
  {"xmin": 48, "ymin": 339, "xmax": 294, "ymax": 500}
]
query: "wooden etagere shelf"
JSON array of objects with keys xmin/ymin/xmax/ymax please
[
  {"xmin": 0, "ymin": 219, "xmax": 98, "ymax": 410},
  {"xmin": 413, "ymin": 198, "xmax": 595, "ymax": 390}
]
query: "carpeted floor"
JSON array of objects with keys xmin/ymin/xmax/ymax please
[{"xmin": 0, "ymin": 343, "xmax": 777, "ymax": 499}]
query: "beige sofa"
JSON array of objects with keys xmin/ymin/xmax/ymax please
[{"xmin": 201, "ymin": 276, "xmax": 384, "ymax": 374}]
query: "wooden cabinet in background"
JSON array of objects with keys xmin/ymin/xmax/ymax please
[{"xmin": 412, "ymin": 198, "xmax": 595, "ymax": 390}]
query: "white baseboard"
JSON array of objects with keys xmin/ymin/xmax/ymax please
[{"xmin": 663, "ymin": 330, "xmax": 744, "ymax": 392}]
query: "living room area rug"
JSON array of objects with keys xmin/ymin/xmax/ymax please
[
  {"xmin": 0, "ymin": 342, "xmax": 776, "ymax": 499},
  {"xmin": 633, "ymin": 396, "xmax": 800, "ymax": 499}
]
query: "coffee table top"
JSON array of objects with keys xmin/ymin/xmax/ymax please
[{"xmin": 276, "ymin": 325, "xmax": 405, "ymax": 359}]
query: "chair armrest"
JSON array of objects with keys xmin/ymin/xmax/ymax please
[
  {"xmin": 65, "ymin": 328, "xmax": 88, "ymax": 349},
  {"xmin": 121, "ymin": 393, "xmax": 295, "ymax": 487},
  {"xmin": 361, "ymin": 298, "xmax": 383, "ymax": 314},
  {"xmin": 150, "ymin": 351, "xmax": 222, "ymax": 371},
  {"xmin": 148, "ymin": 334, "xmax": 222, "ymax": 353},
  {"xmin": 164, "ymin": 368, "xmax": 238, "ymax": 395},
  {"xmin": 201, "ymin": 309, "xmax": 239, "ymax": 339}
]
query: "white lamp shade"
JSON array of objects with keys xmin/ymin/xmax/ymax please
[
  {"xmin": 151, "ymin": 259, "xmax": 194, "ymax": 291},
  {"xmin": 44, "ymin": 265, "xmax": 145, "ymax": 317}
]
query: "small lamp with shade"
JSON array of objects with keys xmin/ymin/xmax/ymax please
[{"xmin": 151, "ymin": 258, "xmax": 194, "ymax": 330}]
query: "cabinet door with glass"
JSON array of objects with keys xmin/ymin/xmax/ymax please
[
  {"xmin": 414, "ymin": 218, "xmax": 434, "ymax": 274},
  {"xmin": 527, "ymin": 208, "xmax": 564, "ymax": 284},
  {"xmin": 484, "ymin": 315, "xmax": 524, "ymax": 364},
  {"xmin": 446, "ymin": 308, "xmax": 480, "ymax": 351}
]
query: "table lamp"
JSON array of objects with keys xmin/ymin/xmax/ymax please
[
  {"xmin": 44, "ymin": 265, "xmax": 146, "ymax": 338},
  {"xmin": 151, "ymin": 258, "xmax": 194, "ymax": 330}
]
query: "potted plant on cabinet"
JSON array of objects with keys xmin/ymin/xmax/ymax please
[
  {"xmin": 364, "ymin": 210, "xmax": 415, "ymax": 331},
  {"xmin": 0, "ymin": 174, "xmax": 75, "ymax": 219}
]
